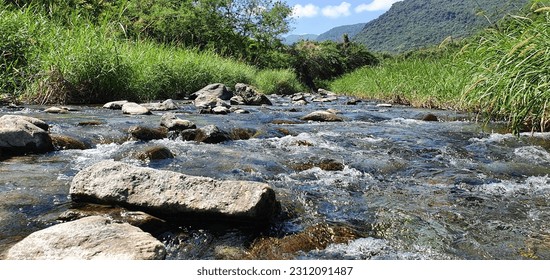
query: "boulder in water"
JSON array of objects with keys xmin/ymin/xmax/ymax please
[
  {"xmin": 160, "ymin": 113, "xmax": 196, "ymax": 131},
  {"xmin": 6, "ymin": 216, "xmax": 166, "ymax": 260},
  {"xmin": 70, "ymin": 160, "xmax": 280, "ymax": 222},
  {"xmin": 103, "ymin": 100, "xmax": 128, "ymax": 110},
  {"xmin": 128, "ymin": 126, "xmax": 168, "ymax": 141},
  {"xmin": 0, "ymin": 115, "xmax": 54, "ymax": 156},
  {"xmin": 301, "ymin": 110, "xmax": 343, "ymax": 122},
  {"xmin": 193, "ymin": 83, "xmax": 233, "ymax": 108},
  {"xmin": 234, "ymin": 83, "xmax": 272, "ymax": 106},
  {"xmin": 134, "ymin": 145, "xmax": 174, "ymax": 161},
  {"xmin": 50, "ymin": 134, "xmax": 89, "ymax": 150},
  {"xmin": 122, "ymin": 102, "xmax": 151, "ymax": 115}
]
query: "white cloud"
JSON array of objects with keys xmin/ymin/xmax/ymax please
[
  {"xmin": 292, "ymin": 4, "xmax": 320, "ymax": 18},
  {"xmin": 322, "ymin": 2, "xmax": 352, "ymax": 18},
  {"xmin": 355, "ymin": 0, "xmax": 402, "ymax": 13}
]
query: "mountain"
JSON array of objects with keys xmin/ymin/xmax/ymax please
[
  {"xmin": 317, "ymin": 23, "xmax": 366, "ymax": 43},
  {"xmin": 353, "ymin": 0, "xmax": 531, "ymax": 53},
  {"xmin": 282, "ymin": 34, "xmax": 318, "ymax": 45}
]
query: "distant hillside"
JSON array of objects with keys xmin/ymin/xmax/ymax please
[
  {"xmin": 353, "ymin": 0, "xmax": 531, "ymax": 53},
  {"xmin": 317, "ymin": 23, "xmax": 366, "ymax": 42},
  {"xmin": 282, "ymin": 34, "xmax": 318, "ymax": 45}
]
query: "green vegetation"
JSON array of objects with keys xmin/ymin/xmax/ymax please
[
  {"xmin": 329, "ymin": 45, "xmax": 471, "ymax": 109},
  {"xmin": 463, "ymin": 3, "xmax": 550, "ymax": 134},
  {"xmin": 291, "ymin": 39, "xmax": 379, "ymax": 91},
  {"xmin": 331, "ymin": 1, "xmax": 549, "ymax": 134},
  {"xmin": 353, "ymin": 0, "xmax": 531, "ymax": 53},
  {"xmin": 0, "ymin": 1, "xmax": 302, "ymax": 103}
]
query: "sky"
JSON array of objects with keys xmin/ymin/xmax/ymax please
[{"xmin": 284, "ymin": 0, "xmax": 403, "ymax": 35}]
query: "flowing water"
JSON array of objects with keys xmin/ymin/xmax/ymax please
[{"xmin": 1, "ymin": 95, "xmax": 550, "ymax": 260}]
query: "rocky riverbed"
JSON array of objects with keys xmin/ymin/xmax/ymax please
[{"xmin": 1, "ymin": 84, "xmax": 550, "ymax": 260}]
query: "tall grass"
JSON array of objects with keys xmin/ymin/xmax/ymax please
[
  {"xmin": 462, "ymin": 4, "xmax": 549, "ymax": 134},
  {"xmin": 254, "ymin": 69, "xmax": 304, "ymax": 95},
  {"xmin": 329, "ymin": 47, "xmax": 472, "ymax": 109},
  {"xmin": 330, "ymin": 2, "xmax": 549, "ymax": 134},
  {"xmin": 0, "ymin": 5, "xmax": 300, "ymax": 104}
]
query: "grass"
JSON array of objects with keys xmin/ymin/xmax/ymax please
[
  {"xmin": 329, "ymin": 48, "xmax": 472, "ymax": 109},
  {"xmin": 0, "ymin": 4, "xmax": 301, "ymax": 104},
  {"xmin": 330, "ymin": 2, "xmax": 549, "ymax": 134},
  {"xmin": 462, "ymin": 4, "xmax": 550, "ymax": 134}
]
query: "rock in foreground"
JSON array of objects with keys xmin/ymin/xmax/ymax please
[
  {"xmin": 70, "ymin": 161, "xmax": 279, "ymax": 222},
  {"xmin": 6, "ymin": 216, "xmax": 166, "ymax": 260}
]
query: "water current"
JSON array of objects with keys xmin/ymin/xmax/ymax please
[{"xmin": 1, "ymin": 95, "xmax": 550, "ymax": 259}]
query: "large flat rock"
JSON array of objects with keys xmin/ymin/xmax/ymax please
[
  {"xmin": 6, "ymin": 216, "xmax": 166, "ymax": 260},
  {"xmin": 70, "ymin": 161, "xmax": 279, "ymax": 222}
]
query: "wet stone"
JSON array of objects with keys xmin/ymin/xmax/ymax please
[
  {"xmin": 50, "ymin": 134, "xmax": 89, "ymax": 150},
  {"xmin": 128, "ymin": 126, "xmax": 168, "ymax": 141},
  {"xmin": 135, "ymin": 145, "xmax": 175, "ymax": 161},
  {"xmin": 6, "ymin": 216, "xmax": 166, "ymax": 260}
]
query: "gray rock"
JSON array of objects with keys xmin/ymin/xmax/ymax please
[
  {"xmin": 212, "ymin": 106, "xmax": 230, "ymax": 115},
  {"xmin": 193, "ymin": 83, "xmax": 233, "ymax": 108},
  {"xmin": 44, "ymin": 106, "xmax": 68, "ymax": 114},
  {"xmin": 6, "ymin": 216, "xmax": 166, "ymax": 260},
  {"xmin": 234, "ymin": 83, "xmax": 272, "ymax": 106},
  {"xmin": 58, "ymin": 204, "xmax": 167, "ymax": 233},
  {"xmin": 292, "ymin": 100, "xmax": 308, "ymax": 106},
  {"xmin": 233, "ymin": 109, "xmax": 250, "ymax": 114},
  {"xmin": 122, "ymin": 102, "xmax": 151, "ymax": 115},
  {"xmin": 160, "ymin": 113, "xmax": 196, "ymax": 131},
  {"xmin": 103, "ymin": 100, "xmax": 129, "ymax": 110},
  {"xmin": 422, "ymin": 113, "xmax": 439, "ymax": 122},
  {"xmin": 301, "ymin": 111, "xmax": 344, "ymax": 122},
  {"xmin": 0, "ymin": 115, "xmax": 54, "ymax": 156},
  {"xmin": 70, "ymin": 161, "xmax": 280, "ymax": 221},
  {"xmin": 175, "ymin": 125, "xmax": 231, "ymax": 144},
  {"xmin": 0, "ymin": 115, "xmax": 49, "ymax": 131},
  {"xmin": 141, "ymin": 99, "xmax": 179, "ymax": 111},
  {"xmin": 230, "ymin": 95, "xmax": 246, "ymax": 105},
  {"xmin": 196, "ymin": 125, "xmax": 232, "ymax": 143}
]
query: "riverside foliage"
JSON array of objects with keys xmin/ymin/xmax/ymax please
[
  {"xmin": 0, "ymin": 0, "xmax": 302, "ymax": 103},
  {"xmin": 331, "ymin": 1, "xmax": 549, "ymax": 134}
]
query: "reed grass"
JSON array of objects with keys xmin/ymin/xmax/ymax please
[
  {"xmin": 0, "ymin": 4, "xmax": 301, "ymax": 104},
  {"xmin": 462, "ymin": 3, "xmax": 549, "ymax": 134}
]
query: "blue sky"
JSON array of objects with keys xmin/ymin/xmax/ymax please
[{"xmin": 284, "ymin": 0, "xmax": 403, "ymax": 35}]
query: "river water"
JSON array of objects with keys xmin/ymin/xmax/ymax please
[{"xmin": 1, "ymin": 95, "xmax": 550, "ymax": 260}]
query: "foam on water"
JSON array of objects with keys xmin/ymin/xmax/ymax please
[{"xmin": 514, "ymin": 146, "xmax": 550, "ymax": 163}]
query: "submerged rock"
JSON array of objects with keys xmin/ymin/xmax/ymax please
[
  {"xmin": 174, "ymin": 125, "xmax": 231, "ymax": 144},
  {"xmin": 44, "ymin": 106, "xmax": 68, "ymax": 114},
  {"xmin": 247, "ymin": 224, "xmax": 359, "ymax": 259},
  {"xmin": 6, "ymin": 216, "xmax": 166, "ymax": 260},
  {"xmin": 70, "ymin": 160, "xmax": 280, "ymax": 222},
  {"xmin": 50, "ymin": 134, "xmax": 89, "ymax": 150},
  {"xmin": 128, "ymin": 126, "xmax": 168, "ymax": 141},
  {"xmin": 77, "ymin": 120, "xmax": 103, "ymax": 126},
  {"xmin": 122, "ymin": 102, "xmax": 151, "ymax": 115},
  {"xmin": 0, "ymin": 115, "xmax": 54, "ymax": 156},
  {"xmin": 290, "ymin": 159, "xmax": 345, "ymax": 172},
  {"xmin": 134, "ymin": 145, "xmax": 174, "ymax": 161},
  {"xmin": 422, "ymin": 113, "xmax": 439, "ymax": 122},
  {"xmin": 301, "ymin": 110, "xmax": 344, "ymax": 122}
]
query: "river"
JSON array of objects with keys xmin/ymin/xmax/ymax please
[{"xmin": 1, "ymin": 94, "xmax": 549, "ymax": 259}]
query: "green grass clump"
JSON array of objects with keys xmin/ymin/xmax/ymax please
[
  {"xmin": 329, "ymin": 46, "xmax": 472, "ymax": 109},
  {"xmin": 1, "ymin": 5, "xmax": 288, "ymax": 104},
  {"xmin": 254, "ymin": 69, "xmax": 303, "ymax": 95},
  {"xmin": 463, "ymin": 4, "xmax": 550, "ymax": 134}
]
